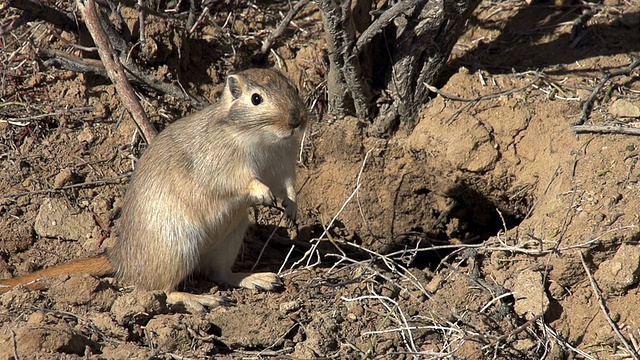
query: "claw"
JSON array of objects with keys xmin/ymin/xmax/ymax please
[
  {"xmin": 166, "ymin": 291, "xmax": 230, "ymax": 313},
  {"xmin": 249, "ymin": 179, "xmax": 276, "ymax": 206},
  {"xmin": 282, "ymin": 198, "xmax": 298, "ymax": 226},
  {"xmin": 220, "ymin": 296, "xmax": 237, "ymax": 307}
]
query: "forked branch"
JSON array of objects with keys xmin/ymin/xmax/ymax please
[{"xmin": 77, "ymin": 0, "xmax": 158, "ymax": 143}]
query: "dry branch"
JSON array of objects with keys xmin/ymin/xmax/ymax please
[
  {"xmin": 317, "ymin": 0, "xmax": 371, "ymax": 119},
  {"xmin": 38, "ymin": 48, "xmax": 204, "ymax": 108},
  {"xmin": 38, "ymin": 48, "xmax": 106, "ymax": 74},
  {"xmin": 386, "ymin": 0, "xmax": 482, "ymax": 129},
  {"xmin": 573, "ymin": 124, "xmax": 640, "ymax": 136},
  {"xmin": 354, "ymin": 0, "xmax": 416, "ymax": 52},
  {"xmin": 576, "ymin": 58, "xmax": 640, "ymax": 126},
  {"xmin": 137, "ymin": 0, "xmax": 146, "ymax": 50},
  {"xmin": 77, "ymin": 0, "xmax": 157, "ymax": 143},
  {"xmin": 425, "ymin": 72, "xmax": 543, "ymax": 103},
  {"xmin": 1, "ymin": 11, "xmax": 34, "ymax": 35},
  {"xmin": 580, "ymin": 253, "xmax": 640, "ymax": 360},
  {"xmin": 7, "ymin": 0, "xmax": 77, "ymax": 32},
  {"xmin": 7, "ymin": 0, "xmax": 205, "ymax": 108},
  {"xmin": 188, "ymin": 6, "xmax": 209, "ymax": 34},
  {"xmin": 186, "ymin": 0, "xmax": 199, "ymax": 31},
  {"xmin": 316, "ymin": 0, "xmax": 481, "ymax": 134},
  {"xmin": 0, "ymin": 173, "xmax": 131, "ymax": 199},
  {"xmin": 255, "ymin": 0, "xmax": 311, "ymax": 61}
]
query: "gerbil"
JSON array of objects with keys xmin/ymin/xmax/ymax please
[{"xmin": 0, "ymin": 68, "xmax": 308, "ymax": 312}]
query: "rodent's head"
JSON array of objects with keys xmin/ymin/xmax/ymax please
[{"xmin": 223, "ymin": 68, "xmax": 308, "ymax": 143}]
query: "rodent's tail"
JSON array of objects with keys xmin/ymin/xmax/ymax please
[{"xmin": 0, "ymin": 254, "xmax": 114, "ymax": 294}]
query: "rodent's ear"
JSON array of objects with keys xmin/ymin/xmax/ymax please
[{"xmin": 227, "ymin": 75, "xmax": 242, "ymax": 100}]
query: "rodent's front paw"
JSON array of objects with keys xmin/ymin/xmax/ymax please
[
  {"xmin": 283, "ymin": 198, "xmax": 298, "ymax": 228},
  {"xmin": 248, "ymin": 179, "xmax": 276, "ymax": 206}
]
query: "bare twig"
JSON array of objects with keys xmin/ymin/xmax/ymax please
[
  {"xmin": 77, "ymin": 0, "xmax": 157, "ymax": 143},
  {"xmin": 137, "ymin": 0, "xmax": 146, "ymax": 50},
  {"xmin": 38, "ymin": 48, "xmax": 204, "ymax": 107},
  {"xmin": 0, "ymin": 173, "xmax": 131, "ymax": 199},
  {"xmin": 39, "ymin": 48, "xmax": 108, "ymax": 73},
  {"xmin": 49, "ymin": 1, "xmax": 193, "ymax": 104},
  {"xmin": 579, "ymin": 252, "xmax": 640, "ymax": 360},
  {"xmin": 569, "ymin": 8, "xmax": 594, "ymax": 48},
  {"xmin": 269, "ymin": 234, "xmax": 311, "ymax": 249},
  {"xmin": 235, "ymin": 347, "xmax": 295, "ymax": 357},
  {"xmin": 1, "ymin": 112, "xmax": 58, "ymax": 125},
  {"xmin": 188, "ymin": 6, "xmax": 209, "ymax": 35},
  {"xmin": 424, "ymin": 71, "xmax": 544, "ymax": 103},
  {"xmin": 7, "ymin": 0, "xmax": 77, "ymax": 32},
  {"xmin": 31, "ymin": 306, "xmax": 121, "ymax": 344},
  {"xmin": 572, "ymin": 124, "xmax": 640, "ymax": 136},
  {"xmin": 354, "ymin": 0, "xmax": 417, "ymax": 52},
  {"xmin": 290, "ymin": 148, "xmax": 375, "ymax": 270},
  {"xmin": 257, "ymin": 324, "xmax": 299, "ymax": 356},
  {"xmin": 490, "ymin": 314, "xmax": 542, "ymax": 345},
  {"xmin": 426, "ymin": 72, "xmax": 543, "ymax": 126},
  {"xmin": 186, "ymin": 0, "xmax": 198, "ymax": 31},
  {"xmin": 1, "ymin": 11, "xmax": 34, "ymax": 35},
  {"xmin": 8, "ymin": 326, "xmax": 19, "ymax": 360},
  {"xmin": 250, "ymin": 216, "xmax": 284, "ymax": 273},
  {"xmin": 255, "ymin": 0, "xmax": 311, "ymax": 60},
  {"xmin": 1, "ymin": 106, "xmax": 94, "ymax": 125},
  {"xmin": 542, "ymin": 322, "xmax": 597, "ymax": 360},
  {"xmin": 576, "ymin": 58, "xmax": 640, "ymax": 126}
]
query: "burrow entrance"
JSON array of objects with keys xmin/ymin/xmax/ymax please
[{"xmin": 393, "ymin": 174, "xmax": 532, "ymax": 270}]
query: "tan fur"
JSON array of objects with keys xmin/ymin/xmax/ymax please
[{"xmin": 0, "ymin": 69, "xmax": 307, "ymax": 311}]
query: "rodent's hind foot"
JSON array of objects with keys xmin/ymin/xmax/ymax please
[
  {"xmin": 166, "ymin": 291, "xmax": 232, "ymax": 313},
  {"xmin": 224, "ymin": 272, "xmax": 284, "ymax": 291}
]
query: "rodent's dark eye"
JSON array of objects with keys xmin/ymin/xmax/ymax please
[{"xmin": 251, "ymin": 93, "xmax": 263, "ymax": 106}]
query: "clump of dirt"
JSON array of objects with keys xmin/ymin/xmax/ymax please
[{"xmin": 2, "ymin": 0, "xmax": 640, "ymax": 359}]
